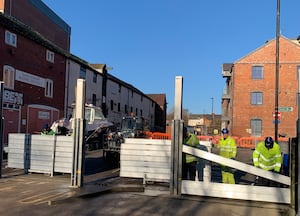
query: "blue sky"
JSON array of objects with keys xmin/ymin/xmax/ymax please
[{"xmin": 42, "ymin": 0, "xmax": 300, "ymax": 114}]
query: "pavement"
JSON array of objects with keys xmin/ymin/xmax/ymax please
[{"xmin": 0, "ymin": 165, "xmax": 295, "ymax": 216}]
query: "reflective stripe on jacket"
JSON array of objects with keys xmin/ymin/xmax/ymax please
[
  {"xmin": 218, "ymin": 136, "xmax": 237, "ymax": 159},
  {"xmin": 252, "ymin": 141, "xmax": 282, "ymax": 172},
  {"xmin": 184, "ymin": 133, "xmax": 199, "ymax": 163}
]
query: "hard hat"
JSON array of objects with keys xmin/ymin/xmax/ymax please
[
  {"xmin": 221, "ymin": 128, "xmax": 229, "ymax": 134},
  {"xmin": 264, "ymin": 137, "xmax": 274, "ymax": 149}
]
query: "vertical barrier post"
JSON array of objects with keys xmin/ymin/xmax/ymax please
[
  {"xmin": 0, "ymin": 82, "xmax": 3, "ymax": 178},
  {"xmin": 71, "ymin": 79, "xmax": 86, "ymax": 187},
  {"xmin": 170, "ymin": 76, "xmax": 183, "ymax": 196}
]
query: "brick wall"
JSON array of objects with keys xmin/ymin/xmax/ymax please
[{"xmin": 231, "ymin": 37, "xmax": 300, "ymax": 138}]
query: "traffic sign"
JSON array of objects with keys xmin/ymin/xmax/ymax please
[
  {"xmin": 273, "ymin": 111, "xmax": 281, "ymax": 119},
  {"xmin": 273, "ymin": 119, "xmax": 280, "ymax": 124}
]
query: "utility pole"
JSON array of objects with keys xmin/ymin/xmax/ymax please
[{"xmin": 274, "ymin": 0, "xmax": 280, "ymax": 142}]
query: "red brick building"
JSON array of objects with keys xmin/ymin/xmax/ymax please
[
  {"xmin": 222, "ymin": 36, "xmax": 300, "ymax": 138},
  {"xmin": 0, "ymin": 0, "xmax": 70, "ymax": 144},
  {"xmin": 0, "ymin": 0, "xmax": 71, "ymax": 51}
]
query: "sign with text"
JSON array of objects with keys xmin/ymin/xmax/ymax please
[{"xmin": 278, "ymin": 107, "xmax": 293, "ymax": 112}]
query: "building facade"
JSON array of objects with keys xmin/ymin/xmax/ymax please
[
  {"xmin": 0, "ymin": 13, "xmax": 66, "ymax": 144},
  {"xmin": 0, "ymin": 0, "xmax": 71, "ymax": 51},
  {"xmin": 222, "ymin": 36, "xmax": 300, "ymax": 138}
]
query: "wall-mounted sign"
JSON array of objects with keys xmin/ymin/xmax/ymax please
[
  {"xmin": 3, "ymin": 89, "xmax": 23, "ymax": 105},
  {"xmin": 38, "ymin": 111, "xmax": 50, "ymax": 120},
  {"xmin": 278, "ymin": 107, "xmax": 293, "ymax": 112},
  {"xmin": 15, "ymin": 69, "xmax": 45, "ymax": 88}
]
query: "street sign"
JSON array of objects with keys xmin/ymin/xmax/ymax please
[
  {"xmin": 278, "ymin": 107, "xmax": 293, "ymax": 112},
  {"xmin": 273, "ymin": 119, "xmax": 280, "ymax": 124}
]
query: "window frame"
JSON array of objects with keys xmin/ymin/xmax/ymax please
[
  {"xmin": 46, "ymin": 50, "xmax": 55, "ymax": 63},
  {"xmin": 79, "ymin": 66, "xmax": 86, "ymax": 79},
  {"xmin": 251, "ymin": 65, "xmax": 263, "ymax": 80},
  {"xmin": 250, "ymin": 119, "xmax": 262, "ymax": 137},
  {"xmin": 3, "ymin": 65, "xmax": 15, "ymax": 89},
  {"xmin": 45, "ymin": 79, "xmax": 53, "ymax": 98},
  {"xmin": 93, "ymin": 72, "xmax": 97, "ymax": 83},
  {"xmin": 251, "ymin": 91, "xmax": 263, "ymax": 105},
  {"xmin": 92, "ymin": 94, "xmax": 96, "ymax": 105},
  {"xmin": 5, "ymin": 30, "xmax": 17, "ymax": 47}
]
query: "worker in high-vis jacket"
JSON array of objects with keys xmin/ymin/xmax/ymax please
[
  {"xmin": 252, "ymin": 137, "xmax": 282, "ymax": 186},
  {"xmin": 182, "ymin": 126, "xmax": 199, "ymax": 181},
  {"xmin": 218, "ymin": 128, "xmax": 237, "ymax": 184}
]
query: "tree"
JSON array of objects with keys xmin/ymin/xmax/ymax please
[{"xmin": 166, "ymin": 107, "xmax": 190, "ymax": 125}]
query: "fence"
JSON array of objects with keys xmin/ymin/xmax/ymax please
[
  {"xmin": 7, "ymin": 133, "xmax": 73, "ymax": 175},
  {"xmin": 146, "ymin": 132, "xmax": 289, "ymax": 150}
]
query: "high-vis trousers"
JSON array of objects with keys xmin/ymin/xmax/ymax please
[{"xmin": 221, "ymin": 169, "xmax": 235, "ymax": 184}]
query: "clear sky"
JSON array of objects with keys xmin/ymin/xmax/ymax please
[{"xmin": 42, "ymin": 0, "xmax": 300, "ymax": 114}]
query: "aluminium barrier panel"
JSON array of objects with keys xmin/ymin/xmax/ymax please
[
  {"xmin": 7, "ymin": 133, "xmax": 30, "ymax": 171},
  {"xmin": 7, "ymin": 134, "xmax": 73, "ymax": 175},
  {"xmin": 120, "ymin": 138, "xmax": 171, "ymax": 182}
]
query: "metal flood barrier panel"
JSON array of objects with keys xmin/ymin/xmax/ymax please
[
  {"xmin": 120, "ymin": 138, "xmax": 291, "ymax": 204},
  {"xmin": 7, "ymin": 133, "xmax": 73, "ymax": 175},
  {"xmin": 120, "ymin": 138, "xmax": 172, "ymax": 182}
]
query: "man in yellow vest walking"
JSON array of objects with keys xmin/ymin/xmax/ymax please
[{"xmin": 218, "ymin": 128, "xmax": 237, "ymax": 184}]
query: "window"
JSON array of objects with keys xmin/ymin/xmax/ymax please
[
  {"xmin": 110, "ymin": 100, "xmax": 114, "ymax": 111},
  {"xmin": 5, "ymin": 30, "xmax": 17, "ymax": 47},
  {"xmin": 251, "ymin": 92, "xmax": 263, "ymax": 105},
  {"xmin": 80, "ymin": 66, "xmax": 86, "ymax": 79},
  {"xmin": 3, "ymin": 65, "xmax": 15, "ymax": 89},
  {"xmin": 46, "ymin": 50, "xmax": 55, "ymax": 63},
  {"xmin": 251, "ymin": 119, "xmax": 262, "ymax": 136},
  {"xmin": 125, "ymin": 105, "xmax": 128, "ymax": 114},
  {"xmin": 93, "ymin": 72, "xmax": 97, "ymax": 83},
  {"xmin": 140, "ymin": 109, "xmax": 143, "ymax": 117},
  {"xmin": 45, "ymin": 79, "xmax": 53, "ymax": 98},
  {"xmin": 118, "ymin": 103, "xmax": 120, "ymax": 112},
  {"xmin": 252, "ymin": 66, "xmax": 263, "ymax": 79},
  {"xmin": 92, "ymin": 94, "xmax": 96, "ymax": 105}
]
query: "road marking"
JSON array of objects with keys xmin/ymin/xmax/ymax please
[{"xmin": 19, "ymin": 190, "xmax": 73, "ymax": 205}]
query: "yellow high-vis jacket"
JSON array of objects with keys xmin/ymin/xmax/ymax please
[
  {"xmin": 184, "ymin": 133, "xmax": 199, "ymax": 163},
  {"xmin": 252, "ymin": 141, "xmax": 282, "ymax": 172},
  {"xmin": 218, "ymin": 136, "xmax": 237, "ymax": 159}
]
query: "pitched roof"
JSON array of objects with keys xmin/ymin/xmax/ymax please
[{"xmin": 147, "ymin": 94, "xmax": 166, "ymax": 107}]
